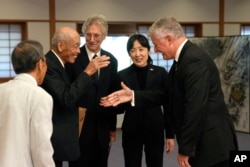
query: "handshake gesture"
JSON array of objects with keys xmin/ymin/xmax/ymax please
[{"xmin": 100, "ymin": 82, "xmax": 133, "ymax": 107}]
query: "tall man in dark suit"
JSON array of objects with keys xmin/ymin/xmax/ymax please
[
  {"xmin": 66, "ymin": 14, "xmax": 118, "ymax": 167},
  {"xmin": 148, "ymin": 16, "xmax": 238, "ymax": 167},
  {"xmin": 101, "ymin": 16, "xmax": 239, "ymax": 167},
  {"xmin": 41, "ymin": 26, "xmax": 110, "ymax": 167}
]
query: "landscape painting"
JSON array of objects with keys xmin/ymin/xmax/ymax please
[{"xmin": 190, "ymin": 36, "xmax": 250, "ymax": 133}]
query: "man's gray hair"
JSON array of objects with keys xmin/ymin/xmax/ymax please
[
  {"xmin": 12, "ymin": 40, "xmax": 44, "ymax": 74},
  {"xmin": 148, "ymin": 16, "xmax": 185, "ymax": 39},
  {"xmin": 51, "ymin": 29, "xmax": 71, "ymax": 47},
  {"xmin": 82, "ymin": 14, "xmax": 108, "ymax": 36}
]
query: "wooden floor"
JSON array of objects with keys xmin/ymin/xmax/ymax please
[{"xmin": 62, "ymin": 130, "xmax": 250, "ymax": 167}]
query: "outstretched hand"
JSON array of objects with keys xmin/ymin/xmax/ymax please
[{"xmin": 100, "ymin": 82, "xmax": 133, "ymax": 107}]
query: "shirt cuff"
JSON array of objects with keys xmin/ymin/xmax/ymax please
[{"xmin": 130, "ymin": 90, "xmax": 135, "ymax": 107}]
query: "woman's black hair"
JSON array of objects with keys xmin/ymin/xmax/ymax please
[{"xmin": 126, "ymin": 34, "xmax": 153, "ymax": 64}]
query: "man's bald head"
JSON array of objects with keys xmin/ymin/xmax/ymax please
[{"xmin": 51, "ymin": 27, "xmax": 80, "ymax": 47}]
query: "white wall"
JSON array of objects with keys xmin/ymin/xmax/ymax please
[
  {"xmin": 27, "ymin": 22, "xmax": 50, "ymax": 53},
  {"xmin": 203, "ymin": 24, "xmax": 220, "ymax": 37},
  {"xmin": 0, "ymin": 0, "xmax": 50, "ymax": 51},
  {"xmin": 225, "ymin": 0, "xmax": 250, "ymax": 22},
  {"xmin": 0, "ymin": 0, "xmax": 49, "ymax": 20},
  {"xmin": 55, "ymin": 0, "xmax": 219, "ymax": 22},
  {"xmin": 224, "ymin": 24, "xmax": 241, "ymax": 36}
]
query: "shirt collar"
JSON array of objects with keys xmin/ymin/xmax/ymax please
[
  {"xmin": 85, "ymin": 45, "xmax": 101, "ymax": 60},
  {"xmin": 22, "ymin": 73, "xmax": 37, "ymax": 85},
  {"xmin": 175, "ymin": 39, "xmax": 188, "ymax": 62},
  {"xmin": 51, "ymin": 49, "xmax": 65, "ymax": 68}
]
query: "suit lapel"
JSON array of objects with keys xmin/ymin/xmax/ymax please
[
  {"xmin": 126, "ymin": 66, "xmax": 140, "ymax": 89},
  {"xmin": 79, "ymin": 46, "xmax": 90, "ymax": 68},
  {"xmin": 78, "ymin": 46, "xmax": 100, "ymax": 85},
  {"xmin": 145, "ymin": 65, "xmax": 156, "ymax": 89},
  {"xmin": 47, "ymin": 50, "xmax": 70, "ymax": 83},
  {"xmin": 80, "ymin": 46, "xmax": 104, "ymax": 85},
  {"xmin": 96, "ymin": 49, "xmax": 110, "ymax": 85},
  {"xmin": 125, "ymin": 65, "xmax": 155, "ymax": 90},
  {"xmin": 178, "ymin": 40, "xmax": 192, "ymax": 65},
  {"xmin": 169, "ymin": 40, "xmax": 192, "ymax": 80}
]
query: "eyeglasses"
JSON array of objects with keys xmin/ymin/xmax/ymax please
[{"xmin": 85, "ymin": 33, "xmax": 103, "ymax": 39}]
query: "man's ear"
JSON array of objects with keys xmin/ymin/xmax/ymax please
[
  {"xmin": 33, "ymin": 60, "xmax": 43, "ymax": 85},
  {"xmin": 164, "ymin": 34, "xmax": 171, "ymax": 42},
  {"xmin": 58, "ymin": 41, "xmax": 65, "ymax": 52},
  {"xmin": 36, "ymin": 59, "xmax": 43, "ymax": 73}
]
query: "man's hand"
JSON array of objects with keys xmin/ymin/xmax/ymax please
[
  {"xmin": 110, "ymin": 131, "xmax": 116, "ymax": 142},
  {"xmin": 84, "ymin": 55, "xmax": 110, "ymax": 76},
  {"xmin": 165, "ymin": 139, "xmax": 175, "ymax": 154},
  {"xmin": 100, "ymin": 82, "xmax": 133, "ymax": 107},
  {"xmin": 177, "ymin": 153, "xmax": 191, "ymax": 167}
]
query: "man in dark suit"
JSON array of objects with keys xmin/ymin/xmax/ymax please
[
  {"xmin": 66, "ymin": 14, "xmax": 118, "ymax": 167},
  {"xmin": 101, "ymin": 16, "xmax": 239, "ymax": 167},
  {"xmin": 41, "ymin": 26, "xmax": 110, "ymax": 167},
  {"xmin": 148, "ymin": 16, "xmax": 238, "ymax": 167}
]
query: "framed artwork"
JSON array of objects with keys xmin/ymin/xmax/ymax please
[{"xmin": 190, "ymin": 36, "xmax": 250, "ymax": 133}]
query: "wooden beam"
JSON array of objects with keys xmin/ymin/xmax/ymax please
[
  {"xmin": 219, "ymin": 0, "xmax": 224, "ymax": 36},
  {"xmin": 49, "ymin": 0, "xmax": 55, "ymax": 46}
]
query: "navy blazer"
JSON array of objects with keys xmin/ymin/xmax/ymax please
[
  {"xmin": 117, "ymin": 64, "xmax": 174, "ymax": 138},
  {"xmin": 41, "ymin": 50, "xmax": 93, "ymax": 161},
  {"xmin": 169, "ymin": 40, "xmax": 238, "ymax": 166},
  {"xmin": 66, "ymin": 45, "xmax": 119, "ymax": 148}
]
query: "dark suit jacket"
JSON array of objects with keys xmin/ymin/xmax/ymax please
[
  {"xmin": 41, "ymin": 50, "xmax": 93, "ymax": 161},
  {"xmin": 66, "ymin": 45, "xmax": 118, "ymax": 149},
  {"xmin": 117, "ymin": 64, "xmax": 174, "ymax": 138},
  {"xmin": 169, "ymin": 40, "xmax": 238, "ymax": 166}
]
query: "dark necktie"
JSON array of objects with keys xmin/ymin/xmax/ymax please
[
  {"xmin": 92, "ymin": 55, "xmax": 99, "ymax": 81},
  {"xmin": 170, "ymin": 60, "xmax": 178, "ymax": 77},
  {"xmin": 169, "ymin": 60, "xmax": 177, "ymax": 111},
  {"xmin": 170, "ymin": 60, "xmax": 177, "ymax": 89}
]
